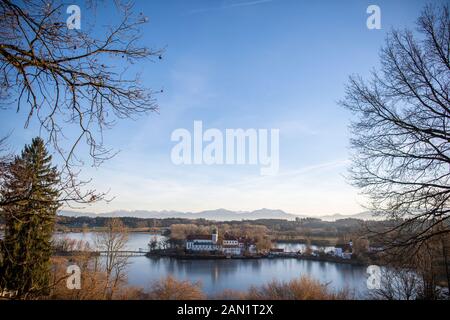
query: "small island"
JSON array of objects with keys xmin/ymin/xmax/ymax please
[{"xmin": 146, "ymin": 226, "xmax": 370, "ymax": 266}]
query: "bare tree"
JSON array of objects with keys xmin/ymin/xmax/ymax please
[
  {"xmin": 0, "ymin": 0, "xmax": 162, "ymax": 208},
  {"xmin": 95, "ymin": 218, "xmax": 129, "ymax": 299},
  {"xmin": 370, "ymin": 267, "xmax": 420, "ymax": 300},
  {"xmin": 341, "ymin": 4, "xmax": 449, "ymax": 258},
  {"xmin": 0, "ymin": 0, "xmax": 163, "ymax": 208},
  {"xmin": 0, "ymin": 0, "xmax": 162, "ymax": 166}
]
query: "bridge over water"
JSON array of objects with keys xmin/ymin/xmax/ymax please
[{"xmin": 96, "ymin": 250, "xmax": 147, "ymax": 257}]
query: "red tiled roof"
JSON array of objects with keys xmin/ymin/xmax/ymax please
[
  {"xmin": 223, "ymin": 233, "xmax": 238, "ymax": 241},
  {"xmin": 186, "ymin": 234, "xmax": 212, "ymax": 240},
  {"xmin": 239, "ymin": 238, "xmax": 256, "ymax": 245},
  {"xmin": 335, "ymin": 243, "xmax": 352, "ymax": 251}
]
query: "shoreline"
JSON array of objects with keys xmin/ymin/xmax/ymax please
[{"xmin": 146, "ymin": 252, "xmax": 367, "ymax": 266}]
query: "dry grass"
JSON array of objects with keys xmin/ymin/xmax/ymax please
[
  {"xmin": 232, "ymin": 277, "xmax": 350, "ymax": 300},
  {"xmin": 145, "ymin": 276, "xmax": 205, "ymax": 300}
]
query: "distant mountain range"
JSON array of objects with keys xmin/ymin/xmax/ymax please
[
  {"xmin": 58, "ymin": 208, "xmax": 380, "ymax": 221},
  {"xmin": 317, "ymin": 212, "xmax": 380, "ymax": 221}
]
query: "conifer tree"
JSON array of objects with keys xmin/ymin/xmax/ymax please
[{"xmin": 0, "ymin": 137, "xmax": 60, "ymax": 298}]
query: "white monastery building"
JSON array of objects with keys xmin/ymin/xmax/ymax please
[{"xmin": 185, "ymin": 229, "xmax": 256, "ymax": 256}]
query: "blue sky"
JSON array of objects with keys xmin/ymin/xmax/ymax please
[{"xmin": 1, "ymin": 0, "xmax": 444, "ymax": 215}]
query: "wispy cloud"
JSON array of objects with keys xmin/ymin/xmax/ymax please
[
  {"xmin": 228, "ymin": 159, "xmax": 350, "ymax": 188},
  {"xmin": 185, "ymin": 0, "xmax": 273, "ymax": 15},
  {"xmin": 225, "ymin": 0, "xmax": 273, "ymax": 8}
]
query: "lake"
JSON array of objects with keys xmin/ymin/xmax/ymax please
[{"xmin": 55, "ymin": 232, "xmax": 370, "ymax": 298}]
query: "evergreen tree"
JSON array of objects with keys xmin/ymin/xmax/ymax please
[{"xmin": 0, "ymin": 137, "xmax": 60, "ymax": 298}]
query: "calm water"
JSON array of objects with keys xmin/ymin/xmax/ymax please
[{"xmin": 55, "ymin": 232, "xmax": 370, "ymax": 298}]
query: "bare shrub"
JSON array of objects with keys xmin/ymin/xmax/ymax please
[
  {"xmin": 146, "ymin": 276, "xmax": 205, "ymax": 300},
  {"xmin": 244, "ymin": 276, "xmax": 350, "ymax": 300}
]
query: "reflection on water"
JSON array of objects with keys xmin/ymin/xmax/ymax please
[
  {"xmin": 55, "ymin": 232, "xmax": 370, "ymax": 298},
  {"xmin": 127, "ymin": 256, "xmax": 369, "ymax": 298}
]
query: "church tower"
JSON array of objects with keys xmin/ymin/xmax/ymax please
[{"xmin": 212, "ymin": 227, "xmax": 218, "ymax": 244}]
